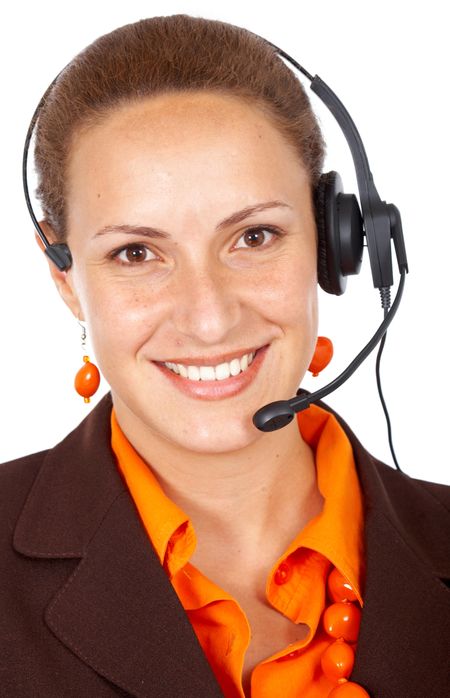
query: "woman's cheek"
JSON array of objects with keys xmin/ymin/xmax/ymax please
[
  {"xmin": 83, "ymin": 285, "xmax": 158, "ymax": 357},
  {"xmin": 254, "ymin": 255, "xmax": 316, "ymax": 321}
]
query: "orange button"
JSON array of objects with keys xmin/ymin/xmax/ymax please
[{"xmin": 274, "ymin": 561, "xmax": 292, "ymax": 585}]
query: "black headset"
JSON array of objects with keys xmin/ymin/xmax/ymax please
[{"xmin": 22, "ymin": 36, "xmax": 409, "ymax": 458}]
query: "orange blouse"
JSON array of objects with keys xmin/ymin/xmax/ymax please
[{"xmin": 111, "ymin": 404, "xmax": 365, "ymax": 698}]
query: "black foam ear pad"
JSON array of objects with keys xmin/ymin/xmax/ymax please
[
  {"xmin": 314, "ymin": 171, "xmax": 364, "ymax": 295},
  {"xmin": 314, "ymin": 171, "xmax": 339, "ymax": 294}
]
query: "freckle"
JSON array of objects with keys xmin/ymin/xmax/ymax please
[{"xmin": 97, "ymin": 193, "xmax": 101, "ymax": 199}]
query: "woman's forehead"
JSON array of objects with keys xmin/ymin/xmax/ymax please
[
  {"xmin": 66, "ymin": 92, "xmax": 310, "ymax": 230},
  {"xmin": 69, "ymin": 91, "xmax": 305, "ymax": 171}
]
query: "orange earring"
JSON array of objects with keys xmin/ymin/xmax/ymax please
[
  {"xmin": 74, "ymin": 322, "xmax": 100, "ymax": 403},
  {"xmin": 308, "ymin": 336, "xmax": 334, "ymax": 377}
]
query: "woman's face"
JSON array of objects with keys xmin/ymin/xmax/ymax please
[{"xmin": 55, "ymin": 91, "xmax": 318, "ymax": 454}]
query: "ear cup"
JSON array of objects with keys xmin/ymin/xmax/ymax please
[{"xmin": 314, "ymin": 171, "xmax": 364, "ymax": 295}]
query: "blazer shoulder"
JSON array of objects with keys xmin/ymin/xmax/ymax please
[
  {"xmin": 408, "ymin": 475, "xmax": 450, "ymax": 511},
  {"xmin": 371, "ymin": 454, "xmax": 450, "ymax": 513},
  {"xmin": 0, "ymin": 450, "xmax": 48, "ymax": 524},
  {"xmin": 0, "ymin": 448, "xmax": 48, "ymax": 481},
  {"xmin": 366, "ymin": 455, "xmax": 450, "ymax": 576}
]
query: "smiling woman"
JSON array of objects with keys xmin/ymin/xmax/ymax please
[
  {"xmin": 47, "ymin": 89, "xmax": 318, "ymax": 455},
  {"xmin": 1, "ymin": 14, "xmax": 449, "ymax": 698}
]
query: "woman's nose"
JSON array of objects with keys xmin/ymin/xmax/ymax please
[{"xmin": 170, "ymin": 262, "xmax": 242, "ymax": 345}]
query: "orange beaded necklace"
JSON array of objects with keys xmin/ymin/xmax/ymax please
[{"xmin": 321, "ymin": 567, "xmax": 370, "ymax": 697}]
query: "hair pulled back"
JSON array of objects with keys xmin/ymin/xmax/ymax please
[{"xmin": 34, "ymin": 14, "xmax": 326, "ymax": 241}]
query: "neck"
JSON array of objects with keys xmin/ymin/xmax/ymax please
[{"xmin": 113, "ymin": 397, "xmax": 324, "ymax": 559}]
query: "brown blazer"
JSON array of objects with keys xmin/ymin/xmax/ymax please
[{"xmin": 1, "ymin": 392, "xmax": 449, "ymax": 697}]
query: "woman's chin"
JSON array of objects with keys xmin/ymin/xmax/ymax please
[
  {"xmin": 159, "ymin": 414, "xmax": 262, "ymax": 455},
  {"xmin": 111, "ymin": 387, "xmax": 265, "ymax": 454}
]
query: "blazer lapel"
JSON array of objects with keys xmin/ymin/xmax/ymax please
[
  {"xmin": 14, "ymin": 394, "xmax": 224, "ymax": 698},
  {"xmin": 45, "ymin": 491, "xmax": 224, "ymax": 698},
  {"xmin": 340, "ymin": 419, "xmax": 450, "ymax": 697}
]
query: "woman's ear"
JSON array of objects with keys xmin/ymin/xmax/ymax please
[{"xmin": 35, "ymin": 220, "xmax": 85, "ymax": 321}]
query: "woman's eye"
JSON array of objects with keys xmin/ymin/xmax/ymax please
[
  {"xmin": 114, "ymin": 244, "xmax": 156, "ymax": 264},
  {"xmin": 234, "ymin": 226, "xmax": 280, "ymax": 249}
]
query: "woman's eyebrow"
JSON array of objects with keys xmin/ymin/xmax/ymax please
[
  {"xmin": 94, "ymin": 224, "xmax": 170, "ymax": 239},
  {"xmin": 216, "ymin": 200, "xmax": 292, "ymax": 230},
  {"xmin": 93, "ymin": 200, "xmax": 292, "ymax": 239}
]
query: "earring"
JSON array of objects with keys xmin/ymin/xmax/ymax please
[
  {"xmin": 308, "ymin": 336, "xmax": 334, "ymax": 377},
  {"xmin": 74, "ymin": 322, "xmax": 100, "ymax": 403}
]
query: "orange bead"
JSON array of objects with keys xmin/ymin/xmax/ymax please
[
  {"xmin": 74, "ymin": 356, "xmax": 100, "ymax": 401},
  {"xmin": 321, "ymin": 638, "xmax": 355, "ymax": 682},
  {"xmin": 328, "ymin": 568, "xmax": 358, "ymax": 603},
  {"xmin": 328, "ymin": 680, "xmax": 370, "ymax": 697},
  {"xmin": 323, "ymin": 602, "xmax": 361, "ymax": 642}
]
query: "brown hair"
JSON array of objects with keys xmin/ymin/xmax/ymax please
[{"xmin": 34, "ymin": 14, "xmax": 326, "ymax": 241}]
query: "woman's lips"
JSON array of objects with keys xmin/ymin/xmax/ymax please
[{"xmin": 152, "ymin": 344, "xmax": 269, "ymax": 400}]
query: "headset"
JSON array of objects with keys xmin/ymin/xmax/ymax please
[{"xmin": 22, "ymin": 35, "xmax": 409, "ymax": 466}]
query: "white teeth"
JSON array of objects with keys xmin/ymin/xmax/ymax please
[
  {"xmin": 215, "ymin": 362, "xmax": 230, "ymax": 380},
  {"xmin": 163, "ymin": 351, "xmax": 257, "ymax": 381},
  {"xmin": 178, "ymin": 364, "xmax": 188, "ymax": 378},
  {"xmin": 229, "ymin": 358, "xmax": 241, "ymax": 376},
  {"xmin": 187, "ymin": 366, "xmax": 201, "ymax": 381},
  {"xmin": 199, "ymin": 366, "xmax": 216, "ymax": 381}
]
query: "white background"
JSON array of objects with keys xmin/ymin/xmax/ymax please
[{"xmin": 0, "ymin": 0, "xmax": 448, "ymax": 484}]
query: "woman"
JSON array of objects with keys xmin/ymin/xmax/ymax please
[{"xmin": 1, "ymin": 15, "xmax": 449, "ymax": 698}]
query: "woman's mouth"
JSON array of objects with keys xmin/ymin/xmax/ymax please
[
  {"xmin": 152, "ymin": 345, "xmax": 269, "ymax": 400},
  {"xmin": 163, "ymin": 348, "xmax": 256, "ymax": 381}
]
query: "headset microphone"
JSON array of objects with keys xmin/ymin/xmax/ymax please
[{"xmin": 253, "ymin": 269, "xmax": 406, "ymax": 432}]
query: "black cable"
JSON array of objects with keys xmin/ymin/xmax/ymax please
[
  {"xmin": 292, "ymin": 270, "xmax": 406, "ymax": 410},
  {"xmin": 375, "ymin": 313, "xmax": 402, "ymax": 472}
]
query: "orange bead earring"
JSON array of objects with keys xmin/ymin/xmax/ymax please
[
  {"xmin": 308, "ymin": 336, "xmax": 334, "ymax": 377},
  {"xmin": 74, "ymin": 322, "xmax": 100, "ymax": 403}
]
